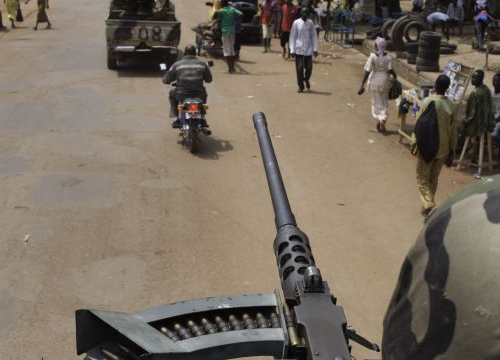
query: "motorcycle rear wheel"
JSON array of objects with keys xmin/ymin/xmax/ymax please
[{"xmin": 185, "ymin": 128, "xmax": 199, "ymax": 153}]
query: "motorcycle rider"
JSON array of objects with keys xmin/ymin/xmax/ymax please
[
  {"xmin": 163, "ymin": 44, "xmax": 213, "ymax": 128},
  {"xmin": 382, "ymin": 175, "xmax": 500, "ymax": 359}
]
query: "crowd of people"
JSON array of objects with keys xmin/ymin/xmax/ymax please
[
  {"xmin": 0, "ymin": 0, "xmax": 51, "ymax": 31},
  {"xmin": 212, "ymin": 0, "xmax": 319, "ymax": 91}
]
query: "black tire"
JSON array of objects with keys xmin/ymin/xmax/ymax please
[
  {"xmin": 416, "ymin": 56, "xmax": 438, "ymax": 66},
  {"xmin": 419, "ymin": 31, "xmax": 442, "ymax": 41},
  {"xmin": 107, "ymin": 51, "xmax": 117, "ymax": 70},
  {"xmin": 403, "ymin": 21, "xmax": 426, "ymax": 42},
  {"xmin": 441, "ymin": 42, "xmax": 457, "ymax": 50},
  {"xmin": 405, "ymin": 41, "xmax": 419, "ymax": 54},
  {"xmin": 416, "ymin": 64, "xmax": 440, "ymax": 72},
  {"xmin": 386, "ymin": 40, "xmax": 395, "ymax": 51},
  {"xmin": 418, "ymin": 31, "xmax": 442, "ymax": 47},
  {"xmin": 417, "ymin": 48, "xmax": 440, "ymax": 59},
  {"xmin": 418, "ymin": 39, "xmax": 441, "ymax": 48},
  {"xmin": 390, "ymin": 15, "xmax": 412, "ymax": 52},
  {"xmin": 381, "ymin": 19, "xmax": 396, "ymax": 39},
  {"xmin": 439, "ymin": 46, "xmax": 455, "ymax": 54},
  {"xmin": 417, "ymin": 48, "xmax": 439, "ymax": 62},
  {"xmin": 188, "ymin": 129, "xmax": 198, "ymax": 153}
]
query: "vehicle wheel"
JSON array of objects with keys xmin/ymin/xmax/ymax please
[
  {"xmin": 390, "ymin": 15, "xmax": 412, "ymax": 52},
  {"xmin": 188, "ymin": 129, "xmax": 198, "ymax": 153},
  {"xmin": 416, "ymin": 64, "xmax": 440, "ymax": 72},
  {"xmin": 381, "ymin": 19, "xmax": 396, "ymax": 39},
  {"xmin": 403, "ymin": 21, "xmax": 426, "ymax": 42},
  {"xmin": 107, "ymin": 51, "xmax": 117, "ymax": 70}
]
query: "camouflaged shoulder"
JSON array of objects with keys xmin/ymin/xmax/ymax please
[{"xmin": 382, "ymin": 176, "xmax": 500, "ymax": 360}]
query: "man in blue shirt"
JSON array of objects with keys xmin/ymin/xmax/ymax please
[{"xmin": 427, "ymin": 10, "xmax": 451, "ymax": 41}]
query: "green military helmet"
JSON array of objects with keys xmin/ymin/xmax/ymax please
[{"xmin": 382, "ymin": 175, "xmax": 500, "ymax": 360}]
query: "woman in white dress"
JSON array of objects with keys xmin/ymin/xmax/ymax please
[{"xmin": 358, "ymin": 37, "xmax": 397, "ymax": 133}]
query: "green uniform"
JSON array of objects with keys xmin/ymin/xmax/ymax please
[
  {"xmin": 383, "ymin": 175, "xmax": 500, "ymax": 360},
  {"xmin": 463, "ymin": 84, "xmax": 495, "ymax": 137},
  {"xmin": 214, "ymin": 6, "xmax": 241, "ymax": 35},
  {"xmin": 415, "ymin": 95, "xmax": 457, "ymax": 212}
]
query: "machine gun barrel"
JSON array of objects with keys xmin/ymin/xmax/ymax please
[
  {"xmin": 252, "ymin": 112, "xmax": 296, "ymax": 231},
  {"xmin": 253, "ymin": 112, "xmax": 354, "ymax": 360}
]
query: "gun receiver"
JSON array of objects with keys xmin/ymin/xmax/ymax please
[{"xmin": 253, "ymin": 112, "xmax": 378, "ymax": 360}]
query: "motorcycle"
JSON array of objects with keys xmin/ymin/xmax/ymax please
[
  {"xmin": 192, "ymin": 19, "xmax": 222, "ymax": 56},
  {"xmin": 176, "ymin": 97, "xmax": 211, "ymax": 153},
  {"xmin": 160, "ymin": 62, "xmax": 213, "ymax": 154}
]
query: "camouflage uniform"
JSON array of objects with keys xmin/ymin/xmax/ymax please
[
  {"xmin": 416, "ymin": 95, "xmax": 457, "ymax": 213},
  {"xmin": 383, "ymin": 175, "xmax": 500, "ymax": 359}
]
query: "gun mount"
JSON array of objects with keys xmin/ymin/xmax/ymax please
[{"xmin": 75, "ymin": 112, "xmax": 379, "ymax": 359}]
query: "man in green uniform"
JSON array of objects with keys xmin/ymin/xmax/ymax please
[
  {"xmin": 383, "ymin": 174, "xmax": 500, "ymax": 360},
  {"xmin": 213, "ymin": 0, "xmax": 242, "ymax": 73},
  {"xmin": 463, "ymin": 69, "xmax": 495, "ymax": 138},
  {"xmin": 415, "ymin": 75, "xmax": 457, "ymax": 218}
]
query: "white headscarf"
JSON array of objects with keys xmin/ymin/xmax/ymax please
[{"xmin": 375, "ymin": 37, "xmax": 387, "ymax": 57}]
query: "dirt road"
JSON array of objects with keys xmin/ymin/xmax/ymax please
[{"xmin": 0, "ymin": 1, "xmax": 472, "ymax": 359}]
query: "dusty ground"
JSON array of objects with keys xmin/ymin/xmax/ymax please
[{"xmin": 0, "ymin": 0, "xmax": 476, "ymax": 359}]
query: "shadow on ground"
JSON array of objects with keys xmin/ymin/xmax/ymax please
[{"xmin": 177, "ymin": 136, "xmax": 234, "ymax": 160}]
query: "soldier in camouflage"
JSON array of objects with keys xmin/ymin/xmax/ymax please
[{"xmin": 382, "ymin": 175, "xmax": 500, "ymax": 359}]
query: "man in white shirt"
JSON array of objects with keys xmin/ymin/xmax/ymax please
[{"xmin": 289, "ymin": 7, "xmax": 318, "ymax": 93}]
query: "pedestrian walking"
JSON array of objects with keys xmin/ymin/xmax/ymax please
[
  {"xmin": 272, "ymin": 0, "xmax": 282, "ymax": 38},
  {"xmin": 4, "ymin": 0, "xmax": 20, "ymax": 28},
  {"xmin": 25, "ymin": 0, "xmax": 51, "ymax": 30},
  {"xmin": 280, "ymin": 0, "xmax": 297, "ymax": 58},
  {"xmin": 260, "ymin": 0, "xmax": 276, "ymax": 52},
  {"xmin": 289, "ymin": 7, "xmax": 318, "ymax": 93},
  {"xmin": 358, "ymin": 37, "xmax": 397, "ymax": 133},
  {"xmin": 414, "ymin": 75, "xmax": 457, "ymax": 219},
  {"xmin": 213, "ymin": 0, "xmax": 242, "ymax": 73}
]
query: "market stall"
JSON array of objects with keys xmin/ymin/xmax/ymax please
[{"xmin": 398, "ymin": 60, "xmax": 474, "ymax": 144}]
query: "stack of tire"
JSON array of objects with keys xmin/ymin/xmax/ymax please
[
  {"xmin": 406, "ymin": 42, "xmax": 419, "ymax": 64},
  {"xmin": 416, "ymin": 31, "xmax": 441, "ymax": 72}
]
